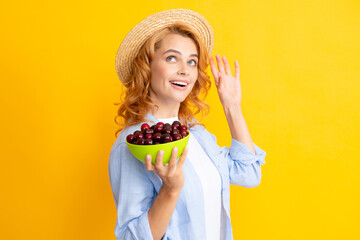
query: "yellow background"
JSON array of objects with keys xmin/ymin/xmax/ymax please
[{"xmin": 1, "ymin": 0, "xmax": 359, "ymax": 239}]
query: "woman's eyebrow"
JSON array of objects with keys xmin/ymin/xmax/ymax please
[{"xmin": 162, "ymin": 49, "xmax": 198, "ymax": 59}]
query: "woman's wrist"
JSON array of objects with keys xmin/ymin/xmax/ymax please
[
  {"xmin": 160, "ymin": 184, "xmax": 182, "ymax": 198},
  {"xmin": 223, "ymin": 103, "xmax": 242, "ymax": 115}
]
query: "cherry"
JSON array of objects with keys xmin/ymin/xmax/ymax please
[
  {"xmin": 141, "ymin": 123, "xmax": 150, "ymax": 132},
  {"xmin": 134, "ymin": 132, "xmax": 144, "ymax": 140},
  {"xmin": 126, "ymin": 134, "xmax": 135, "ymax": 143},
  {"xmin": 126, "ymin": 120, "xmax": 188, "ymax": 145},
  {"xmin": 179, "ymin": 125, "xmax": 187, "ymax": 131},
  {"xmin": 144, "ymin": 128, "xmax": 154, "ymax": 135},
  {"xmin": 161, "ymin": 133, "xmax": 172, "ymax": 143},
  {"xmin": 145, "ymin": 133, "xmax": 153, "ymax": 139},
  {"xmin": 172, "ymin": 121, "xmax": 181, "ymax": 128},
  {"xmin": 171, "ymin": 129, "xmax": 180, "ymax": 136},
  {"xmin": 154, "ymin": 125, "xmax": 163, "ymax": 133},
  {"xmin": 172, "ymin": 133, "xmax": 182, "ymax": 141},
  {"xmin": 152, "ymin": 133, "xmax": 162, "ymax": 142},
  {"xmin": 156, "ymin": 122, "xmax": 164, "ymax": 127},
  {"xmin": 162, "ymin": 127, "xmax": 171, "ymax": 134},
  {"xmin": 133, "ymin": 130, "xmax": 142, "ymax": 135},
  {"xmin": 180, "ymin": 130, "xmax": 188, "ymax": 137},
  {"xmin": 144, "ymin": 138, "xmax": 153, "ymax": 145},
  {"xmin": 136, "ymin": 138, "xmax": 145, "ymax": 145}
]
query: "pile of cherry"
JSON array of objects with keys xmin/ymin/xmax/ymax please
[{"xmin": 126, "ymin": 121, "xmax": 189, "ymax": 145}]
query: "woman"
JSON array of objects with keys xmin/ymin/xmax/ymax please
[{"xmin": 108, "ymin": 9, "xmax": 266, "ymax": 240}]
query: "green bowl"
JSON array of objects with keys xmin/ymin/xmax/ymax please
[{"xmin": 126, "ymin": 132, "xmax": 190, "ymax": 165}]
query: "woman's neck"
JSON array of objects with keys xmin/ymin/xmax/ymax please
[{"xmin": 149, "ymin": 103, "xmax": 180, "ymax": 119}]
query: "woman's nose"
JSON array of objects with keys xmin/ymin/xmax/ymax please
[{"xmin": 177, "ymin": 62, "xmax": 190, "ymax": 76}]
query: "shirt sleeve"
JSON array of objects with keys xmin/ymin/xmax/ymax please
[
  {"xmin": 227, "ymin": 138, "xmax": 266, "ymax": 187},
  {"xmin": 108, "ymin": 142, "xmax": 156, "ymax": 240},
  {"xmin": 202, "ymin": 127, "xmax": 267, "ymax": 188}
]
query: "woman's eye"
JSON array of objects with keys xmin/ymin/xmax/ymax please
[
  {"xmin": 166, "ymin": 56, "xmax": 197, "ymax": 66},
  {"xmin": 189, "ymin": 60, "xmax": 197, "ymax": 66},
  {"xmin": 166, "ymin": 56, "xmax": 176, "ymax": 62}
]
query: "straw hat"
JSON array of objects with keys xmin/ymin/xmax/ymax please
[{"xmin": 115, "ymin": 9, "xmax": 214, "ymax": 87}]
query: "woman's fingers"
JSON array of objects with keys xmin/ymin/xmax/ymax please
[
  {"xmin": 145, "ymin": 147, "xmax": 187, "ymax": 175},
  {"xmin": 177, "ymin": 146, "xmax": 188, "ymax": 169},
  {"xmin": 209, "ymin": 56, "xmax": 218, "ymax": 75},
  {"xmin": 234, "ymin": 59, "xmax": 240, "ymax": 80},
  {"xmin": 209, "ymin": 57, "xmax": 219, "ymax": 86},
  {"xmin": 222, "ymin": 56, "xmax": 231, "ymax": 75},
  {"xmin": 215, "ymin": 54, "xmax": 225, "ymax": 75},
  {"xmin": 145, "ymin": 154, "xmax": 154, "ymax": 171},
  {"xmin": 168, "ymin": 147, "xmax": 178, "ymax": 170},
  {"xmin": 154, "ymin": 150, "xmax": 164, "ymax": 171}
]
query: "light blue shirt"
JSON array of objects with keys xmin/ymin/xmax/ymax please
[{"xmin": 108, "ymin": 113, "xmax": 266, "ymax": 240}]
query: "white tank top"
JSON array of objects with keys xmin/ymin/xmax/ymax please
[{"xmin": 157, "ymin": 116, "xmax": 223, "ymax": 240}]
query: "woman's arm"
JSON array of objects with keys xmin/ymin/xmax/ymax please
[
  {"xmin": 223, "ymin": 105, "xmax": 255, "ymax": 154},
  {"xmin": 208, "ymin": 54, "xmax": 266, "ymax": 187},
  {"xmin": 147, "ymin": 186, "xmax": 181, "ymax": 240},
  {"xmin": 209, "ymin": 54, "xmax": 256, "ymax": 154},
  {"xmin": 145, "ymin": 147, "xmax": 188, "ymax": 240},
  {"xmin": 108, "ymin": 142, "xmax": 155, "ymax": 239}
]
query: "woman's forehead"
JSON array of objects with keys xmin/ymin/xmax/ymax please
[
  {"xmin": 157, "ymin": 34, "xmax": 198, "ymax": 56},
  {"xmin": 162, "ymin": 49, "xmax": 198, "ymax": 59}
]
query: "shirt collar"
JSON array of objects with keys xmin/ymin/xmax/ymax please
[{"xmin": 144, "ymin": 112, "xmax": 199, "ymax": 128}]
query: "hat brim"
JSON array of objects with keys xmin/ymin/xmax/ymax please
[{"xmin": 115, "ymin": 9, "xmax": 214, "ymax": 86}]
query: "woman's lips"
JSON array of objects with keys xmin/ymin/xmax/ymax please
[{"xmin": 170, "ymin": 82, "xmax": 188, "ymax": 91}]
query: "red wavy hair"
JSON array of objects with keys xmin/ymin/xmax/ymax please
[{"xmin": 114, "ymin": 23, "xmax": 212, "ymax": 137}]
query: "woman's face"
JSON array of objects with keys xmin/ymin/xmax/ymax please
[{"xmin": 149, "ymin": 33, "xmax": 199, "ymax": 106}]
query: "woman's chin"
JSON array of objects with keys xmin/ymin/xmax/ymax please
[{"xmin": 169, "ymin": 92, "xmax": 190, "ymax": 103}]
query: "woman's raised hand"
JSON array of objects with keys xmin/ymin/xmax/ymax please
[
  {"xmin": 209, "ymin": 54, "xmax": 242, "ymax": 107},
  {"xmin": 145, "ymin": 147, "xmax": 188, "ymax": 194}
]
